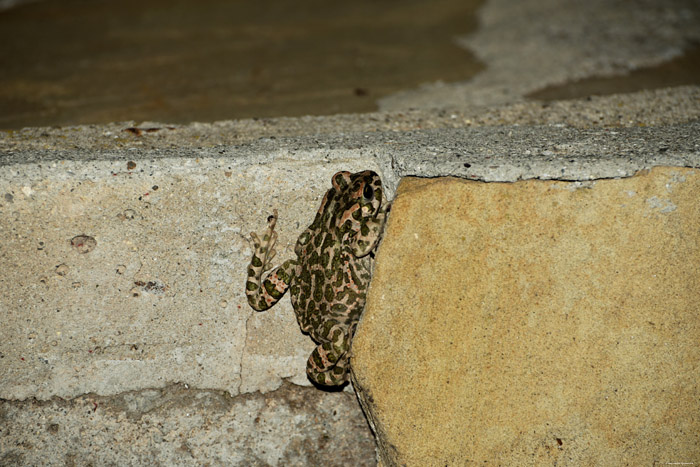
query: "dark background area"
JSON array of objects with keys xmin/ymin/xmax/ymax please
[
  {"xmin": 0, "ymin": 0, "xmax": 483, "ymax": 129},
  {"xmin": 0, "ymin": 0, "xmax": 698, "ymax": 130}
]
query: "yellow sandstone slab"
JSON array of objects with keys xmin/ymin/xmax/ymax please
[{"xmin": 352, "ymin": 167, "xmax": 700, "ymax": 466}]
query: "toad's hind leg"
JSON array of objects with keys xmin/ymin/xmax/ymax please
[
  {"xmin": 246, "ymin": 209, "xmax": 296, "ymax": 311},
  {"xmin": 306, "ymin": 320, "xmax": 352, "ymax": 386}
]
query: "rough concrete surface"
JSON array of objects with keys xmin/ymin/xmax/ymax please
[
  {"xmin": 2, "ymin": 101, "xmax": 699, "ymax": 189},
  {"xmin": 3, "ymin": 86, "xmax": 699, "ymax": 155},
  {"xmin": 353, "ymin": 168, "xmax": 700, "ymax": 465},
  {"xmin": 0, "ymin": 382, "xmax": 376, "ymax": 466}
]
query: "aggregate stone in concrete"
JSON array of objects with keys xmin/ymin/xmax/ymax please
[
  {"xmin": 0, "ymin": 382, "xmax": 376, "ymax": 466},
  {"xmin": 352, "ymin": 167, "xmax": 700, "ymax": 465}
]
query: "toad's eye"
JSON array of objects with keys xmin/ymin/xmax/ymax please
[{"xmin": 363, "ymin": 184, "xmax": 374, "ymax": 201}]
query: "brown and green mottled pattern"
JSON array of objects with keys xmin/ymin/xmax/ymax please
[{"xmin": 245, "ymin": 171, "xmax": 389, "ymax": 386}]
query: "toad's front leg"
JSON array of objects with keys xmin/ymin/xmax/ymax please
[{"xmin": 246, "ymin": 209, "xmax": 297, "ymax": 311}]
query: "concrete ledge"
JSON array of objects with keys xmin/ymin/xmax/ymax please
[{"xmin": 3, "ymin": 119, "xmax": 700, "ymax": 179}]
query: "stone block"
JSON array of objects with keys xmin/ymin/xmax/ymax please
[{"xmin": 352, "ymin": 167, "xmax": 700, "ymax": 465}]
